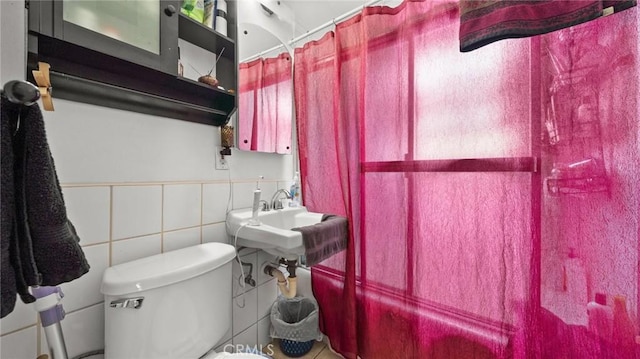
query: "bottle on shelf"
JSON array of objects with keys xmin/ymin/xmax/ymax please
[
  {"xmin": 215, "ymin": 0, "xmax": 228, "ymax": 36},
  {"xmin": 203, "ymin": 0, "xmax": 214, "ymax": 28},
  {"xmin": 181, "ymin": 0, "xmax": 205, "ymax": 23}
]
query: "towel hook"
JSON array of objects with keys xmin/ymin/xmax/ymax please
[
  {"xmin": 2, "ymin": 80, "xmax": 40, "ymax": 106},
  {"xmin": 1, "ymin": 80, "xmax": 41, "ymax": 136}
]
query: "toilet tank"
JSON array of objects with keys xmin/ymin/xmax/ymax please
[{"xmin": 101, "ymin": 243, "xmax": 236, "ymax": 359}]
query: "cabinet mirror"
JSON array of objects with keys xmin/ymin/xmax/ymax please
[{"xmin": 237, "ymin": 1, "xmax": 294, "ymax": 154}]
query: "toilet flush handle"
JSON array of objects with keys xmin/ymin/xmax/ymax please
[{"xmin": 110, "ymin": 297, "xmax": 144, "ymax": 309}]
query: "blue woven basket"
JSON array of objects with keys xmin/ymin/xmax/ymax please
[{"xmin": 279, "ymin": 339, "xmax": 314, "ymax": 357}]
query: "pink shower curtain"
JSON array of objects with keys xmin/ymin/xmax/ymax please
[
  {"xmin": 294, "ymin": 1, "xmax": 638, "ymax": 358},
  {"xmin": 238, "ymin": 53, "xmax": 292, "ymax": 153}
]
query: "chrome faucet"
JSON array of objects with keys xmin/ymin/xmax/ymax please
[{"xmin": 270, "ymin": 189, "xmax": 292, "ymax": 210}]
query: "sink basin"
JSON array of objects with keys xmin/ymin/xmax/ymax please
[{"xmin": 226, "ymin": 207, "xmax": 323, "ymax": 260}]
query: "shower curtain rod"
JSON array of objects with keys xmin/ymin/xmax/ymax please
[
  {"xmin": 241, "ymin": 0, "xmax": 384, "ymax": 63},
  {"xmin": 289, "ymin": 0, "xmax": 385, "ymax": 46}
]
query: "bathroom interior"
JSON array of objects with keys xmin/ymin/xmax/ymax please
[{"xmin": 1, "ymin": 0, "xmax": 639, "ymax": 358}]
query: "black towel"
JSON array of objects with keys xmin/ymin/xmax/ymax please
[
  {"xmin": 1, "ymin": 96, "xmax": 19, "ymax": 317},
  {"xmin": 293, "ymin": 214, "xmax": 348, "ymax": 267},
  {"xmin": 1, "ymin": 96, "xmax": 90, "ymax": 318}
]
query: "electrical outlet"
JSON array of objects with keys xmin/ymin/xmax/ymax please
[{"xmin": 215, "ymin": 148, "xmax": 230, "ymax": 170}]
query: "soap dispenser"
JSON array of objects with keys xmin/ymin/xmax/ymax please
[{"xmin": 289, "ymin": 172, "xmax": 301, "ymax": 207}]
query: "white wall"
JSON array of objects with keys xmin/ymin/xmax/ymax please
[{"xmin": 0, "ymin": 1, "xmax": 296, "ymax": 357}]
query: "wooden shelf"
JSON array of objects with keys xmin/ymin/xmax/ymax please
[
  {"xmin": 29, "ymin": 34, "xmax": 235, "ymax": 126},
  {"xmin": 45, "ymin": 70, "xmax": 233, "ymax": 126},
  {"xmin": 26, "ymin": 1, "xmax": 238, "ymax": 127}
]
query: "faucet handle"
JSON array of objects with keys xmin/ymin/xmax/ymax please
[{"xmin": 259, "ymin": 200, "xmax": 270, "ymax": 211}]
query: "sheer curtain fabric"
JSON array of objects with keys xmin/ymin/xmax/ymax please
[{"xmin": 294, "ymin": 1, "xmax": 639, "ymax": 358}]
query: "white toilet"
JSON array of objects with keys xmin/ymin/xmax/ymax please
[{"xmin": 101, "ymin": 243, "xmax": 267, "ymax": 359}]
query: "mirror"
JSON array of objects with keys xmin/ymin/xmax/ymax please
[
  {"xmin": 237, "ymin": 1, "xmax": 295, "ymax": 154},
  {"xmin": 236, "ymin": 0, "xmax": 379, "ymax": 153}
]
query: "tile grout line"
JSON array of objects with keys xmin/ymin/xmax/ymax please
[
  {"xmin": 106, "ymin": 221, "xmax": 225, "ymax": 245},
  {"xmin": 59, "ymin": 178, "xmax": 288, "ymax": 188},
  {"xmin": 36, "ymin": 314, "xmax": 42, "ymax": 356},
  {"xmin": 81, "ymin": 231, "xmax": 206, "ymax": 248},
  {"xmin": 254, "ymin": 252, "xmax": 260, "ymax": 348},
  {"xmin": 314, "ymin": 346, "xmax": 327, "ymax": 359},
  {"xmin": 160, "ymin": 184, "xmax": 165, "ymax": 253},
  {"xmin": 63, "ymin": 301, "xmax": 104, "ymax": 316},
  {"xmin": 108, "ymin": 185, "xmax": 114, "ymax": 267},
  {"xmin": 200, "ymin": 183, "xmax": 204, "ymax": 244},
  {"xmin": 0, "ymin": 323, "xmax": 39, "ymax": 346}
]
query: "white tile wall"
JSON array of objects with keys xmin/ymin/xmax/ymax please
[
  {"xmin": 203, "ymin": 183, "xmax": 232, "ymax": 224},
  {"xmin": 257, "ymin": 315, "xmax": 272, "ymax": 347},
  {"xmin": 215, "ymin": 339, "xmax": 234, "ymax": 354},
  {"xmin": 233, "ymin": 288, "xmax": 258, "ymax": 336},
  {"xmin": 163, "ymin": 227, "xmax": 202, "ymax": 252},
  {"xmin": 0, "ymin": 326, "xmax": 37, "ymax": 359},
  {"xmin": 0, "ymin": 300, "xmax": 35, "ymax": 335},
  {"xmin": 1, "ymin": 5, "xmax": 296, "ymax": 355},
  {"xmin": 232, "ymin": 182, "xmax": 257, "ymax": 210},
  {"xmin": 112, "ymin": 185, "xmax": 162, "ymax": 240},
  {"xmin": 163, "ymin": 184, "xmax": 202, "ymax": 230},
  {"xmin": 111, "ymin": 234, "xmax": 162, "ymax": 265},
  {"xmin": 233, "ymin": 181, "xmax": 278, "ymax": 210},
  {"xmin": 63, "ymin": 186, "xmax": 111, "ymax": 245},
  {"xmin": 257, "ymin": 282, "xmax": 279, "ymax": 319},
  {"xmin": 233, "ymin": 323, "xmax": 258, "ymax": 349},
  {"xmin": 202, "ymin": 223, "xmax": 229, "ymax": 244},
  {"xmin": 217, "ymin": 327, "xmax": 233, "ymax": 348}
]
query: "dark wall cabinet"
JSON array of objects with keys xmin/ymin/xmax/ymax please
[{"xmin": 27, "ymin": 0, "xmax": 237, "ymax": 126}]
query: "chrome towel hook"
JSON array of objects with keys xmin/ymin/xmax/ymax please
[{"xmin": 2, "ymin": 80, "xmax": 41, "ymax": 106}]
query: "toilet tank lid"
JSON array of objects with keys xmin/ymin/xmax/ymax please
[{"xmin": 101, "ymin": 243, "xmax": 236, "ymax": 296}]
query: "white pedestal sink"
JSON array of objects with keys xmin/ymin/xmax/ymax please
[{"xmin": 226, "ymin": 207, "xmax": 323, "ymax": 260}]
